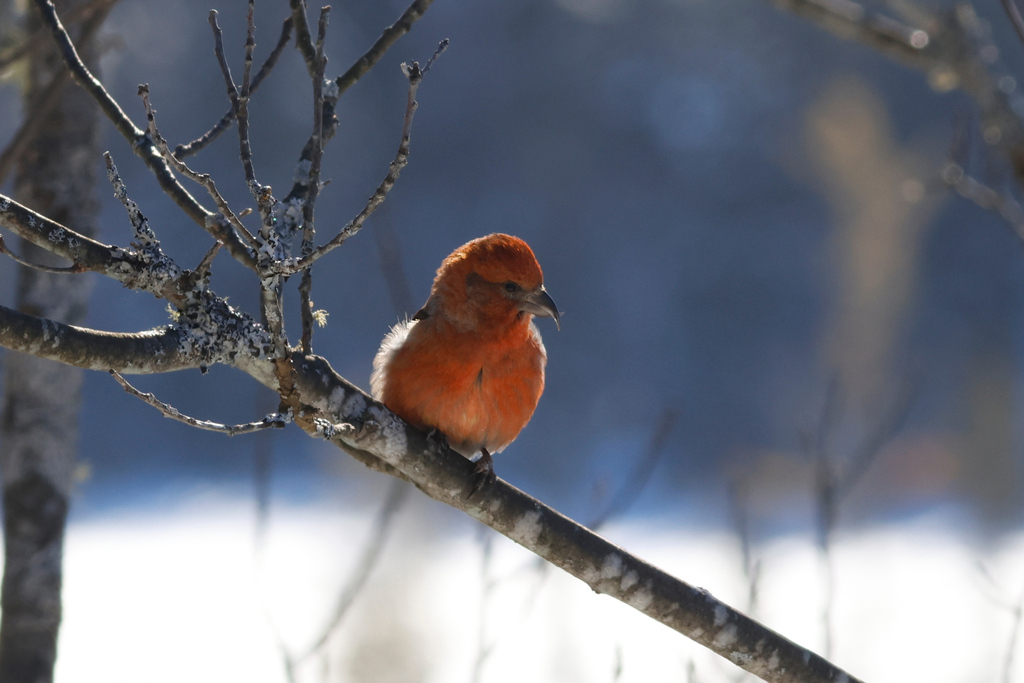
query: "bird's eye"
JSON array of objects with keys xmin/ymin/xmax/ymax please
[{"xmin": 504, "ymin": 282, "xmax": 519, "ymax": 293}]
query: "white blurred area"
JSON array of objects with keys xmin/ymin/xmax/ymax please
[{"xmin": 53, "ymin": 486, "xmax": 1024, "ymax": 683}]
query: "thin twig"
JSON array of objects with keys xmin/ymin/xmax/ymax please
[
  {"xmin": 976, "ymin": 562, "xmax": 1024, "ymax": 683},
  {"xmin": 103, "ymin": 152, "xmax": 163, "ymax": 253},
  {"xmin": 296, "ymin": 478, "xmax": 410, "ymax": 663},
  {"xmin": 0, "ymin": 234, "xmax": 84, "ymax": 273},
  {"xmin": 1001, "ymin": 0, "xmax": 1024, "ymax": 51},
  {"xmin": 193, "ymin": 242, "xmax": 222, "ymax": 279},
  {"xmin": 942, "ymin": 162, "xmax": 1024, "ymax": 245},
  {"xmin": 174, "ymin": 16, "xmax": 294, "ymax": 160},
  {"xmin": 588, "ymin": 407, "xmax": 678, "ymax": 530},
  {"xmin": 275, "ymin": 41, "xmax": 448, "ymax": 275},
  {"xmin": 836, "ymin": 378, "xmax": 917, "ymax": 502},
  {"xmin": 137, "ymin": 84, "xmax": 260, "ymax": 259},
  {"xmin": 209, "ymin": 10, "xmax": 253, "ymax": 190},
  {"xmin": 335, "ymin": 0, "xmax": 435, "ymax": 97},
  {"xmin": 470, "ymin": 531, "xmax": 498, "ymax": 683},
  {"xmin": 276, "ymin": 0, "xmax": 437, "ymax": 211},
  {"xmin": 288, "ymin": 0, "xmax": 317, "ymax": 76},
  {"xmin": 110, "ymin": 370, "xmax": 288, "ymax": 435},
  {"xmin": 299, "ymin": 7, "xmax": 330, "ymax": 354},
  {"xmin": 768, "ymin": 0, "xmax": 930, "ymax": 66},
  {"xmin": 32, "ymin": 0, "xmax": 226, "ymax": 233}
]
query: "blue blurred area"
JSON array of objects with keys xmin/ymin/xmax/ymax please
[{"xmin": 3, "ymin": 0, "xmax": 1024, "ymax": 533}]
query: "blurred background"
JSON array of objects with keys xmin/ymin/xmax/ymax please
[{"xmin": 4, "ymin": 0, "xmax": 1024, "ymax": 681}]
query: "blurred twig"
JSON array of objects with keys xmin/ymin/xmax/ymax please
[
  {"xmin": 0, "ymin": 0, "xmax": 113, "ymax": 186},
  {"xmin": 727, "ymin": 480, "xmax": 762, "ymax": 621},
  {"xmin": 0, "ymin": 0, "xmax": 119, "ymax": 72},
  {"xmin": 471, "ymin": 531, "xmax": 498, "ymax": 683},
  {"xmin": 808, "ymin": 374, "xmax": 916, "ymax": 657},
  {"xmin": 976, "ymin": 562, "xmax": 1024, "ymax": 683},
  {"xmin": 297, "ymin": 479, "xmax": 411, "ymax": 664},
  {"xmin": 772, "ymin": 0, "xmax": 1024, "ymax": 203},
  {"xmin": 589, "ymin": 408, "xmax": 679, "ymax": 530}
]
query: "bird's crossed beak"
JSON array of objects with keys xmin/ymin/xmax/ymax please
[{"xmin": 520, "ymin": 286, "xmax": 560, "ymax": 331}]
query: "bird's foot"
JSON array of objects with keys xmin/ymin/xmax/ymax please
[{"xmin": 469, "ymin": 449, "xmax": 497, "ymax": 497}]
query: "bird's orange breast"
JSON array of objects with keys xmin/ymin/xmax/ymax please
[{"xmin": 375, "ymin": 316, "xmax": 546, "ymax": 456}]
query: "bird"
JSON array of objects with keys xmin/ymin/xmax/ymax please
[{"xmin": 371, "ymin": 233, "xmax": 559, "ymax": 492}]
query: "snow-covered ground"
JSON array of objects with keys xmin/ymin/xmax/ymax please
[{"xmin": 54, "ymin": 487, "xmax": 1024, "ymax": 682}]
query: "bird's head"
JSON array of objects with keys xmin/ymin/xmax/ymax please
[{"xmin": 425, "ymin": 233, "xmax": 560, "ymax": 331}]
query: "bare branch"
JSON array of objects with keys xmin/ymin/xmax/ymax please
[
  {"xmin": 209, "ymin": 9, "xmax": 260, "ymax": 195},
  {"xmin": 288, "ymin": 0, "xmax": 317, "ymax": 76},
  {"xmin": 193, "ymin": 242, "xmax": 222, "ymax": 280},
  {"xmin": 0, "ymin": 304, "xmax": 202, "ymax": 374},
  {"xmin": 276, "ymin": 42, "xmax": 447, "ymax": 275},
  {"xmin": 0, "ymin": 69, "xmax": 69, "ymax": 187},
  {"xmin": 771, "ymin": 1, "xmax": 1024, "ymax": 185},
  {"xmin": 0, "ymin": 192, "xmax": 176, "ymax": 295},
  {"xmin": 31, "ymin": 0, "xmax": 222, "ymax": 231},
  {"xmin": 335, "ymin": 0, "xmax": 435, "ymax": 97},
  {"xmin": 110, "ymin": 370, "xmax": 288, "ymax": 435},
  {"xmin": 135, "ymin": 86, "xmax": 260, "ymax": 266},
  {"xmin": 836, "ymin": 379, "xmax": 917, "ymax": 502},
  {"xmin": 769, "ymin": 0, "xmax": 929, "ymax": 65},
  {"xmin": 289, "ymin": 354, "xmax": 865, "ymax": 683},
  {"xmin": 175, "ymin": 17, "xmax": 294, "ymax": 160},
  {"xmin": 299, "ymin": 7, "xmax": 330, "ymax": 354},
  {"xmin": 0, "ymin": 234, "xmax": 84, "ymax": 274},
  {"xmin": 941, "ymin": 162, "xmax": 1024, "ymax": 244},
  {"xmin": 589, "ymin": 407, "xmax": 678, "ymax": 530},
  {"xmin": 0, "ymin": 0, "xmax": 115, "ymax": 185},
  {"xmin": 0, "ymin": 0, "xmax": 120, "ymax": 72}
]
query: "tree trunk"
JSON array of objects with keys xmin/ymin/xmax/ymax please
[{"xmin": 0, "ymin": 2, "xmax": 104, "ymax": 680}]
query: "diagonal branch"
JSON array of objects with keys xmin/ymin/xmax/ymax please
[
  {"xmin": 770, "ymin": 0, "xmax": 1024, "ymax": 185},
  {"xmin": 30, "ymin": 0, "xmax": 241, "ymax": 239},
  {"xmin": 136, "ymin": 86, "xmax": 260, "ymax": 267},
  {"xmin": 288, "ymin": 354, "xmax": 865, "ymax": 683},
  {"xmin": 335, "ymin": 0, "xmax": 435, "ymax": 97}
]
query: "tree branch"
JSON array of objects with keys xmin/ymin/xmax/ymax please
[
  {"xmin": 174, "ymin": 16, "xmax": 294, "ymax": 160},
  {"xmin": 275, "ymin": 43, "xmax": 445, "ymax": 276},
  {"xmin": 0, "ymin": 305, "xmax": 202, "ymax": 374},
  {"xmin": 288, "ymin": 354, "xmax": 865, "ymax": 683},
  {"xmin": 110, "ymin": 370, "xmax": 288, "ymax": 434},
  {"xmin": 30, "ymin": 0, "xmax": 249, "ymax": 240},
  {"xmin": 335, "ymin": 0, "xmax": 435, "ymax": 97},
  {"xmin": 769, "ymin": 0, "xmax": 1024, "ymax": 184}
]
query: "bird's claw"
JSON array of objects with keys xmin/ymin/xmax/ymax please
[{"xmin": 468, "ymin": 449, "xmax": 496, "ymax": 498}]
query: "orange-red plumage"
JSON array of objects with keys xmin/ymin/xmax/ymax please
[{"xmin": 371, "ymin": 234, "xmax": 558, "ymax": 480}]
